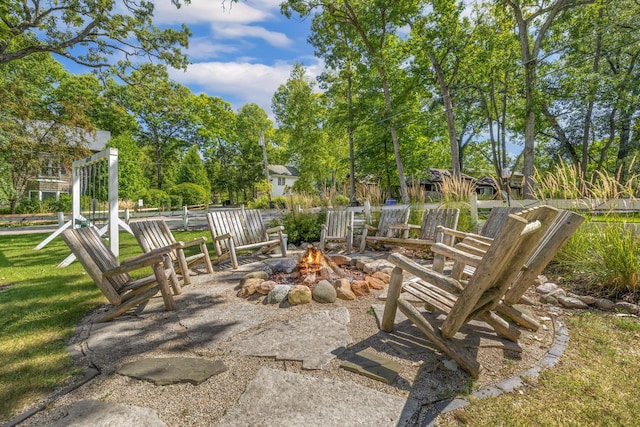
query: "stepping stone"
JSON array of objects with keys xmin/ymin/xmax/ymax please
[
  {"xmin": 118, "ymin": 357, "xmax": 227, "ymax": 385},
  {"xmin": 218, "ymin": 367, "xmax": 418, "ymax": 426},
  {"xmin": 340, "ymin": 350, "xmax": 401, "ymax": 384},
  {"xmin": 48, "ymin": 399, "xmax": 165, "ymax": 426}
]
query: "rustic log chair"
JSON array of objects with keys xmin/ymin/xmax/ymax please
[
  {"xmin": 431, "ymin": 207, "xmax": 584, "ymax": 331},
  {"xmin": 319, "ymin": 209, "xmax": 354, "ymax": 253},
  {"xmin": 130, "ymin": 219, "xmax": 214, "ymax": 286},
  {"xmin": 61, "ymin": 226, "xmax": 180, "ymax": 322},
  {"xmin": 381, "ymin": 207, "xmax": 555, "ymax": 378},
  {"xmin": 206, "ymin": 209, "xmax": 287, "ymax": 269},
  {"xmin": 365, "ymin": 207, "xmax": 460, "ymax": 252},
  {"xmin": 359, "ymin": 205, "xmax": 411, "ymax": 253}
]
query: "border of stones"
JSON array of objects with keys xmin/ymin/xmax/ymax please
[{"xmin": 415, "ymin": 315, "xmax": 568, "ymax": 426}]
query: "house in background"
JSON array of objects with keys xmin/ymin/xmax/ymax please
[
  {"xmin": 26, "ymin": 128, "xmax": 110, "ymax": 201},
  {"xmin": 267, "ymin": 165, "xmax": 299, "ymax": 197}
]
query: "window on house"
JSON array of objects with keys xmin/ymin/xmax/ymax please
[{"xmin": 277, "ymin": 177, "xmax": 286, "ymax": 186}]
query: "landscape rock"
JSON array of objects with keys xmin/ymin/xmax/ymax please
[
  {"xmin": 240, "ymin": 271, "xmax": 269, "ymax": 285},
  {"xmin": 540, "ymin": 294, "xmax": 559, "ymax": 305},
  {"xmin": 331, "ymin": 255, "xmax": 351, "ymax": 266},
  {"xmin": 557, "ymin": 296, "xmax": 589, "ymax": 309},
  {"xmin": 576, "ymin": 295, "xmax": 596, "ymax": 305},
  {"xmin": 351, "ymin": 280, "xmax": 371, "ymax": 296},
  {"xmin": 594, "ymin": 298, "xmax": 614, "ymax": 310},
  {"xmin": 614, "ymin": 301, "xmax": 640, "ymax": 315},
  {"xmin": 256, "ymin": 280, "xmax": 278, "ymax": 295},
  {"xmin": 334, "ymin": 279, "xmax": 356, "ymax": 300},
  {"xmin": 536, "ymin": 282, "xmax": 559, "ymax": 294},
  {"xmin": 371, "ymin": 271, "xmax": 391, "ymax": 284},
  {"xmin": 267, "ymin": 285, "xmax": 292, "ymax": 304},
  {"xmin": 365, "ymin": 275, "xmax": 386, "ymax": 290},
  {"xmin": 288, "ymin": 285, "xmax": 312, "ymax": 305},
  {"xmin": 548, "ymin": 289, "xmax": 567, "ymax": 299},
  {"xmin": 313, "ymin": 280, "xmax": 337, "ymax": 303},
  {"xmin": 237, "ymin": 278, "xmax": 264, "ymax": 298}
]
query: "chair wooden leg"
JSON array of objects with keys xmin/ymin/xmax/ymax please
[
  {"xmin": 176, "ymin": 248, "xmax": 191, "ymax": 285},
  {"xmin": 200, "ymin": 242, "xmax": 214, "ymax": 274}
]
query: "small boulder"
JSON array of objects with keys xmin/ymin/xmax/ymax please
[
  {"xmin": 256, "ymin": 280, "xmax": 278, "ymax": 295},
  {"xmin": 267, "ymin": 285, "xmax": 292, "ymax": 304},
  {"xmin": 240, "ymin": 271, "xmax": 269, "ymax": 287},
  {"xmin": 331, "ymin": 255, "xmax": 351, "ymax": 266},
  {"xmin": 536, "ymin": 282, "xmax": 559, "ymax": 294},
  {"xmin": 365, "ymin": 275, "xmax": 386, "ymax": 290},
  {"xmin": 334, "ymin": 279, "xmax": 356, "ymax": 300},
  {"xmin": 288, "ymin": 285, "xmax": 312, "ymax": 305},
  {"xmin": 313, "ymin": 280, "xmax": 337, "ymax": 303},
  {"xmin": 594, "ymin": 298, "xmax": 614, "ymax": 310},
  {"xmin": 351, "ymin": 280, "xmax": 370, "ymax": 296},
  {"xmin": 557, "ymin": 295, "xmax": 588, "ymax": 309},
  {"xmin": 237, "ymin": 278, "xmax": 263, "ymax": 298},
  {"xmin": 614, "ymin": 301, "xmax": 640, "ymax": 315},
  {"xmin": 371, "ymin": 271, "xmax": 391, "ymax": 284}
]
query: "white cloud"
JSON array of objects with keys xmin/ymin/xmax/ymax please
[
  {"xmin": 186, "ymin": 36, "xmax": 239, "ymax": 60},
  {"xmin": 169, "ymin": 59, "xmax": 323, "ymax": 116},
  {"xmin": 153, "ymin": 0, "xmax": 275, "ymax": 25},
  {"xmin": 213, "ymin": 24, "xmax": 292, "ymax": 47}
]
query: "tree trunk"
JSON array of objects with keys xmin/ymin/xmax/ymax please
[
  {"xmin": 429, "ymin": 52, "xmax": 461, "ymax": 178},
  {"xmin": 381, "ymin": 77, "xmax": 410, "ymax": 204}
]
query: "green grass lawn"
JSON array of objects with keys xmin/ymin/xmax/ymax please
[
  {"xmin": 0, "ymin": 229, "xmax": 207, "ymax": 422},
  {"xmin": 2, "ymin": 230, "xmax": 640, "ymax": 425}
]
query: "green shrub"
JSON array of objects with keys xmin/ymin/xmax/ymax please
[
  {"xmin": 248, "ymin": 195, "xmax": 287, "ymax": 209},
  {"xmin": 15, "ymin": 198, "xmax": 41, "ymax": 214},
  {"xmin": 138, "ymin": 189, "xmax": 171, "ymax": 209},
  {"xmin": 43, "ymin": 194, "xmax": 72, "ymax": 213},
  {"xmin": 556, "ymin": 222, "xmax": 640, "ymax": 295},
  {"xmin": 332, "ymin": 194, "xmax": 350, "ymax": 207},
  {"xmin": 169, "ymin": 183, "xmax": 209, "ymax": 206},
  {"xmin": 272, "ymin": 211, "xmax": 326, "ymax": 245}
]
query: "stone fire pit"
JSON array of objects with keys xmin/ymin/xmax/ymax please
[{"xmin": 236, "ymin": 246, "xmax": 394, "ymax": 306}]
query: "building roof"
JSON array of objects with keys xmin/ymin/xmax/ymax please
[{"xmin": 268, "ymin": 165, "xmax": 300, "ymax": 177}]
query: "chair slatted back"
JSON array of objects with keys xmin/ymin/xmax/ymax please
[
  {"xmin": 326, "ymin": 210, "xmax": 354, "ymax": 238},
  {"xmin": 376, "ymin": 205, "xmax": 410, "ymax": 237},
  {"xmin": 131, "ymin": 220, "xmax": 178, "ymax": 262},
  {"xmin": 208, "ymin": 209, "xmax": 267, "ymax": 251},
  {"xmin": 504, "ymin": 209, "xmax": 584, "ymax": 305},
  {"xmin": 419, "ymin": 208, "xmax": 460, "ymax": 241},
  {"xmin": 480, "ymin": 207, "xmax": 523, "ymax": 238},
  {"xmin": 442, "ymin": 206, "xmax": 557, "ymax": 337},
  {"xmin": 61, "ymin": 227, "xmax": 130, "ymax": 304}
]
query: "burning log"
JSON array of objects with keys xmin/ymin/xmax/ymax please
[{"xmin": 297, "ymin": 245, "xmax": 347, "ymax": 283}]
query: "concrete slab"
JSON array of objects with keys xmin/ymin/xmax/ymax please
[
  {"xmin": 229, "ymin": 307, "xmax": 352, "ymax": 369},
  {"xmin": 118, "ymin": 357, "xmax": 227, "ymax": 385},
  {"xmin": 217, "ymin": 367, "xmax": 420, "ymax": 427},
  {"xmin": 47, "ymin": 399, "xmax": 166, "ymax": 427}
]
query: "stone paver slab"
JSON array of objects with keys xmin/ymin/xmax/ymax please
[
  {"xmin": 48, "ymin": 399, "xmax": 166, "ymax": 427},
  {"xmin": 118, "ymin": 357, "xmax": 227, "ymax": 385},
  {"xmin": 217, "ymin": 367, "xmax": 419, "ymax": 427},
  {"xmin": 229, "ymin": 307, "xmax": 352, "ymax": 369},
  {"xmin": 340, "ymin": 350, "xmax": 401, "ymax": 384}
]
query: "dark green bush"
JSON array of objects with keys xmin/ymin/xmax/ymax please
[
  {"xmin": 138, "ymin": 189, "xmax": 171, "ymax": 209},
  {"xmin": 169, "ymin": 183, "xmax": 209, "ymax": 206},
  {"xmin": 15, "ymin": 198, "xmax": 41, "ymax": 214},
  {"xmin": 43, "ymin": 194, "xmax": 72, "ymax": 213},
  {"xmin": 272, "ymin": 211, "xmax": 326, "ymax": 245}
]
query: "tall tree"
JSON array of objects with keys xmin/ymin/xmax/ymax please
[
  {"xmin": 504, "ymin": 0, "xmax": 593, "ymax": 198},
  {"xmin": 282, "ymin": 0, "xmax": 420, "ymax": 204},
  {"xmin": 235, "ymin": 104, "xmax": 274, "ymax": 199},
  {"xmin": 177, "ymin": 145, "xmax": 210, "ymax": 192},
  {"xmin": 120, "ymin": 64, "xmax": 196, "ymax": 190},
  {"xmin": 0, "ymin": 0, "xmax": 192, "ymax": 69}
]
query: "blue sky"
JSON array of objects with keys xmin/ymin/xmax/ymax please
[{"xmin": 152, "ymin": 0, "xmax": 322, "ymax": 120}]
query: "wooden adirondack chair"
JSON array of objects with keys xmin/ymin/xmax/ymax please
[
  {"xmin": 61, "ymin": 227, "xmax": 180, "ymax": 322},
  {"xmin": 430, "ymin": 206, "xmax": 584, "ymax": 332},
  {"xmin": 381, "ymin": 208, "xmax": 553, "ymax": 378},
  {"xmin": 319, "ymin": 209, "xmax": 354, "ymax": 253},
  {"xmin": 359, "ymin": 205, "xmax": 411, "ymax": 253},
  {"xmin": 206, "ymin": 209, "xmax": 287, "ymax": 269},
  {"xmin": 366, "ymin": 208, "xmax": 460, "ymax": 252},
  {"xmin": 130, "ymin": 219, "xmax": 213, "ymax": 285}
]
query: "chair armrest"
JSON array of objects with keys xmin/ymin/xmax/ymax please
[
  {"xmin": 214, "ymin": 233, "xmax": 233, "ymax": 242},
  {"xmin": 431, "ymin": 243, "xmax": 483, "ymax": 268},
  {"xmin": 388, "ymin": 223, "xmax": 419, "ymax": 231},
  {"xmin": 266, "ymin": 225, "xmax": 285, "ymax": 234},
  {"xmin": 178, "ymin": 236, "xmax": 207, "ymax": 249},
  {"xmin": 104, "ymin": 248, "xmax": 173, "ymax": 277},
  {"xmin": 364, "ymin": 224, "xmax": 379, "ymax": 232},
  {"xmin": 387, "ymin": 252, "xmax": 464, "ymax": 294}
]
